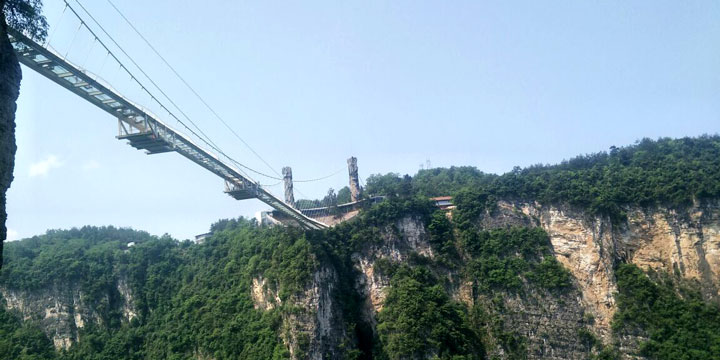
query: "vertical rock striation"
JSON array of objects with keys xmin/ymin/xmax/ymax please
[
  {"xmin": 251, "ymin": 267, "xmax": 346, "ymax": 360},
  {"xmin": 347, "ymin": 203, "xmax": 720, "ymax": 358},
  {"xmin": 0, "ymin": 4, "xmax": 21, "ymax": 266},
  {"xmin": 1, "ymin": 279, "xmax": 137, "ymax": 350},
  {"xmin": 352, "ymin": 215, "xmax": 594, "ymax": 358},
  {"xmin": 515, "ymin": 201, "xmax": 720, "ymax": 344}
]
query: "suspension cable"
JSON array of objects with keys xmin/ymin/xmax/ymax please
[
  {"xmin": 73, "ymin": 0, "xmax": 222, "ymax": 154},
  {"xmin": 103, "ymin": 0, "xmax": 346, "ymax": 184},
  {"xmin": 63, "ymin": 0, "xmax": 346, "ymax": 189},
  {"xmin": 73, "ymin": 0, "xmax": 316, "ymax": 184},
  {"xmin": 44, "ymin": 3, "xmax": 67, "ymax": 47},
  {"xmin": 294, "ymin": 168, "xmax": 344, "ymax": 182},
  {"xmin": 64, "ymin": 0, "xmax": 260, "ymax": 182},
  {"xmin": 105, "ymin": 0, "xmax": 284, "ymax": 179},
  {"xmin": 62, "ymin": 21, "xmax": 82, "ymax": 60}
]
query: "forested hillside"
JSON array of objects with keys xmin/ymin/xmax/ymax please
[
  {"xmin": 2, "ymin": 136, "xmax": 720, "ymax": 359},
  {"xmin": 370, "ymin": 136, "xmax": 720, "ymax": 222},
  {"xmin": 1, "ymin": 223, "xmax": 316, "ymax": 359}
]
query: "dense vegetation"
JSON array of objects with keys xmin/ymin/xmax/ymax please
[
  {"xmin": 1, "ymin": 227, "xmax": 156, "ymax": 294},
  {"xmin": 0, "ymin": 223, "xmax": 315, "ymax": 359},
  {"xmin": 368, "ymin": 136, "xmax": 720, "ymax": 222},
  {"xmin": 0, "ymin": 306, "xmax": 55, "ymax": 359},
  {"xmin": 0, "ymin": 194, "xmax": 576, "ymax": 359},
  {"xmin": 2, "ymin": 135, "xmax": 720, "ymax": 359},
  {"xmin": 296, "ymin": 186, "xmax": 353, "ymax": 210},
  {"xmin": 314, "ymin": 195, "xmax": 577, "ymax": 359},
  {"xmin": 450, "ymin": 187, "xmax": 572, "ymax": 293},
  {"xmin": 612, "ymin": 264, "xmax": 720, "ymax": 359}
]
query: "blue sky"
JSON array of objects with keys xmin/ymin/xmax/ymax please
[{"xmin": 7, "ymin": 0, "xmax": 720, "ymax": 241}]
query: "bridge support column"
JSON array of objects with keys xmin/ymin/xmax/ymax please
[
  {"xmin": 282, "ymin": 166, "xmax": 295, "ymax": 207},
  {"xmin": 347, "ymin": 157, "xmax": 361, "ymax": 202}
]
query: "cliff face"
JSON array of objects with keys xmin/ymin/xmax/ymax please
[
  {"xmin": 1, "ymin": 277, "xmax": 137, "ymax": 349},
  {"xmin": 518, "ymin": 201, "xmax": 720, "ymax": 337},
  {"xmin": 0, "ymin": 5, "xmax": 21, "ymax": 265},
  {"xmin": 252, "ymin": 267, "xmax": 346, "ymax": 360},
  {"xmin": 352, "ymin": 215, "xmax": 593, "ymax": 359},
  {"xmin": 3, "ymin": 202, "xmax": 720, "ymax": 358},
  {"xmin": 343, "ymin": 201, "xmax": 720, "ymax": 358}
]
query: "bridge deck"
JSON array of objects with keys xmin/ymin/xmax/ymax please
[{"xmin": 8, "ymin": 29, "xmax": 327, "ymax": 230}]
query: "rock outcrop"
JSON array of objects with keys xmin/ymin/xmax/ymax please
[
  {"xmin": 1, "ymin": 278, "xmax": 137, "ymax": 349},
  {"xmin": 518, "ymin": 201, "xmax": 720, "ymax": 341},
  {"xmin": 352, "ymin": 215, "xmax": 594, "ymax": 359},
  {"xmin": 344, "ymin": 201, "xmax": 720, "ymax": 358},
  {"xmin": 252, "ymin": 267, "xmax": 346, "ymax": 360},
  {"xmin": 0, "ymin": 3, "xmax": 22, "ymax": 267}
]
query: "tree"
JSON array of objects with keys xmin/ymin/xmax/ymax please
[
  {"xmin": 337, "ymin": 186, "xmax": 351, "ymax": 204},
  {"xmin": 2, "ymin": 0, "xmax": 48, "ymax": 40},
  {"xmin": 322, "ymin": 188, "xmax": 337, "ymax": 207}
]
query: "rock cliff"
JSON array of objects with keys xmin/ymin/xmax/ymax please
[
  {"xmin": 1, "ymin": 277, "xmax": 137, "ymax": 349},
  {"xmin": 0, "ymin": 3, "xmax": 21, "ymax": 266},
  {"xmin": 257, "ymin": 267, "xmax": 346, "ymax": 360},
  {"xmin": 2, "ymin": 201, "xmax": 720, "ymax": 358},
  {"xmin": 520, "ymin": 201, "xmax": 720, "ymax": 338},
  {"xmin": 343, "ymin": 201, "xmax": 720, "ymax": 358},
  {"xmin": 351, "ymin": 214, "xmax": 593, "ymax": 359}
]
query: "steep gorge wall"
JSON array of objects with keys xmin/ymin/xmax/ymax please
[
  {"xmin": 0, "ymin": 5, "xmax": 21, "ymax": 267},
  {"xmin": 344, "ymin": 201, "xmax": 720, "ymax": 358},
  {"xmin": 518, "ymin": 201, "xmax": 720, "ymax": 338},
  {"xmin": 1, "ymin": 277, "xmax": 137, "ymax": 349},
  {"xmin": 351, "ymin": 215, "xmax": 594, "ymax": 359},
  {"xmin": 251, "ymin": 267, "xmax": 346, "ymax": 360},
  {"xmin": 3, "ymin": 201, "xmax": 720, "ymax": 358}
]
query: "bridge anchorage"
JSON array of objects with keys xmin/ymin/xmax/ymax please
[{"xmin": 8, "ymin": 26, "xmax": 375, "ymax": 230}]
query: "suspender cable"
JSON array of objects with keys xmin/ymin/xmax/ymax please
[
  {"xmin": 105, "ymin": 0, "xmax": 284, "ymax": 179},
  {"xmin": 72, "ymin": 0, "xmax": 223, "ymax": 155},
  {"xmin": 45, "ymin": 4, "xmax": 67, "ymax": 47},
  {"xmin": 64, "ymin": 0, "xmax": 259, "ymax": 182},
  {"xmin": 104, "ymin": 0, "xmax": 346, "ymax": 185}
]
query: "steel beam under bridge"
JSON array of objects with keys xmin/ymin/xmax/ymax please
[{"xmin": 8, "ymin": 29, "xmax": 327, "ymax": 230}]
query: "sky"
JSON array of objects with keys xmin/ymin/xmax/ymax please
[{"xmin": 7, "ymin": 0, "xmax": 720, "ymax": 241}]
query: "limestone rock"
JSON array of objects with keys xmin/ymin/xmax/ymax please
[{"xmin": 0, "ymin": 8, "xmax": 22, "ymax": 265}]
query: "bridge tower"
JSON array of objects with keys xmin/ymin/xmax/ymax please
[
  {"xmin": 282, "ymin": 167, "xmax": 295, "ymax": 207},
  {"xmin": 347, "ymin": 157, "xmax": 361, "ymax": 202}
]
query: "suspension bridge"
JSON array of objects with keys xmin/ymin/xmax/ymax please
[{"xmin": 7, "ymin": 1, "xmax": 370, "ymax": 230}]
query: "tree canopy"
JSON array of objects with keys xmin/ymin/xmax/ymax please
[
  {"xmin": 2, "ymin": 0, "xmax": 48, "ymax": 40},
  {"xmin": 367, "ymin": 136, "xmax": 720, "ymax": 222}
]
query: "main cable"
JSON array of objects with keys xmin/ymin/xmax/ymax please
[
  {"xmin": 63, "ymin": 0, "xmax": 261, "ymax": 182},
  {"xmin": 67, "ymin": 0, "xmax": 348, "ymax": 187},
  {"xmin": 68, "ymin": 0, "xmax": 296, "ymax": 183},
  {"xmin": 105, "ymin": 0, "xmax": 283, "ymax": 179},
  {"xmin": 72, "ymin": 0, "xmax": 222, "ymax": 155},
  {"xmin": 103, "ymin": 0, "xmax": 345, "ymax": 184},
  {"xmin": 294, "ymin": 168, "xmax": 344, "ymax": 183}
]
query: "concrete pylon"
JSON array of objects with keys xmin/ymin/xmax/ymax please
[
  {"xmin": 282, "ymin": 167, "xmax": 295, "ymax": 207},
  {"xmin": 347, "ymin": 157, "xmax": 360, "ymax": 202}
]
